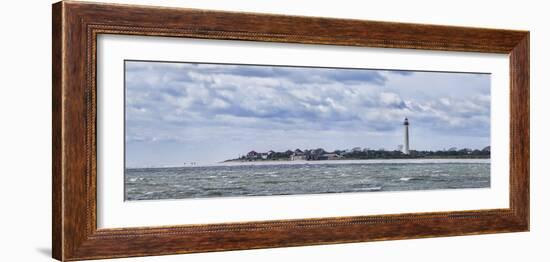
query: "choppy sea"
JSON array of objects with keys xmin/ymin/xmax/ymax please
[{"xmin": 125, "ymin": 159, "xmax": 490, "ymax": 201}]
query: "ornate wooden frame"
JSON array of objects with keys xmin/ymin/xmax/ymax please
[{"xmin": 52, "ymin": 1, "xmax": 529, "ymax": 261}]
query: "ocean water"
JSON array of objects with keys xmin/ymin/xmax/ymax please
[{"xmin": 125, "ymin": 159, "xmax": 490, "ymax": 201}]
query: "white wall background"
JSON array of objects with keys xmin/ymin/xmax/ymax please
[{"xmin": 0, "ymin": 0, "xmax": 547, "ymax": 261}]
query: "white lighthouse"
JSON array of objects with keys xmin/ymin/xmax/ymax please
[{"xmin": 403, "ymin": 117, "xmax": 410, "ymax": 154}]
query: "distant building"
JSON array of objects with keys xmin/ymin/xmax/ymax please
[
  {"xmin": 320, "ymin": 153, "xmax": 342, "ymax": 160},
  {"xmin": 305, "ymin": 148, "xmax": 327, "ymax": 160},
  {"xmin": 482, "ymin": 146, "xmax": 491, "ymax": 152},
  {"xmin": 290, "ymin": 149, "xmax": 306, "ymax": 161},
  {"xmin": 246, "ymin": 150, "xmax": 259, "ymax": 159}
]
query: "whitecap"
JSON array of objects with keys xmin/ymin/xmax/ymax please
[
  {"xmin": 362, "ymin": 186, "xmax": 382, "ymax": 191},
  {"xmin": 400, "ymin": 177, "xmax": 412, "ymax": 181}
]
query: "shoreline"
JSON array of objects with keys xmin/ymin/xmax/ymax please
[
  {"xmin": 127, "ymin": 158, "xmax": 491, "ymax": 169},
  {"xmin": 223, "ymin": 155, "xmax": 490, "ymax": 163}
]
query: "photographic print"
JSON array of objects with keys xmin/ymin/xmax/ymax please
[{"xmin": 124, "ymin": 60, "xmax": 491, "ymax": 201}]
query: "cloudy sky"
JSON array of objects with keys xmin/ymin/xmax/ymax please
[{"xmin": 125, "ymin": 60, "xmax": 490, "ymax": 167}]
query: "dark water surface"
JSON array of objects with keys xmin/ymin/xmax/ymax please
[{"xmin": 125, "ymin": 159, "xmax": 490, "ymax": 201}]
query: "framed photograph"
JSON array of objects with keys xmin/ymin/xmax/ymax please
[{"xmin": 52, "ymin": 1, "xmax": 529, "ymax": 261}]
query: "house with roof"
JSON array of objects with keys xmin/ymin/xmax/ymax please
[
  {"xmin": 319, "ymin": 153, "xmax": 342, "ymax": 160},
  {"xmin": 246, "ymin": 150, "xmax": 260, "ymax": 159},
  {"xmin": 290, "ymin": 149, "xmax": 306, "ymax": 161}
]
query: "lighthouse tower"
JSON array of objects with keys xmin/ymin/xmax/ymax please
[{"xmin": 403, "ymin": 118, "xmax": 410, "ymax": 154}]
